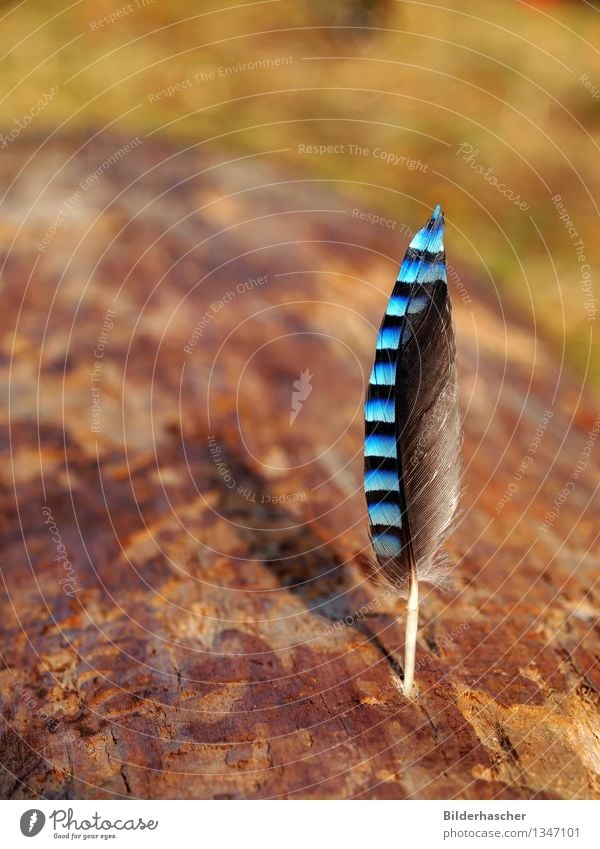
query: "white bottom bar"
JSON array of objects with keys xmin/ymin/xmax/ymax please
[{"xmin": 0, "ymin": 799, "xmax": 597, "ymax": 848}]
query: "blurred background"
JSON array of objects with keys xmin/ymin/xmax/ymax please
[
  {"xmin": 1, "ymin": 0, "xmax": 600, "ymax": 801},
  {"xmin": 1, "ymin": 0, "xmax": 598, "ymax": 385}
]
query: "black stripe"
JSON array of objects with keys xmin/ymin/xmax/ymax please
[
  {"xmin": 391, "ymin": 279, "xmax": 413, "ymax": 296},
  {"xmin": 365, "ymin": 455, "xmax": 397, "ymax": 472},
  {"xmin": 366, "ymin": 491, "xmax": 400, "ymax": 506},
  {"xmin": 367, "ymin": 383, "xmax": 394, "ymax": 401},
  {"xmin": 365, "ymin": 419, "xmax": 395, "ymax": 437},
  {"xmin": 374, "ymin": 348, "xmax": 396, "ymax": 367},
  {"xmin": 406, "ymin": 247, "xmax": 445, "ymax": 263},
  {"xmin": 379, "ymin": 313, "xmax": 404, "ymax": 330}
]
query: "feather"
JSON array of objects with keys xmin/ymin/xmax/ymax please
[{"xmin": 363, "ymin": 204, "xmax": 462, "ymax": 695}]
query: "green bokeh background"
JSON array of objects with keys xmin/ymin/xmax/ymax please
[{"xmin": 2, "ymin": 0, "xmax": 598, "ymax": 386}]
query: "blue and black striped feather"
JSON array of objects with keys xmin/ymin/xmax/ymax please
[{"xmin": 364, "ymin": 205, "xmax": 461, "ymax": 589}]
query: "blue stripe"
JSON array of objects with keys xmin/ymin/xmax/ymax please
[
  {"xmin": 406, "ymin": 293, "xmax": 430, "ymax": 314},
  {"xmin": 426, "ymin": 225, "xmax": 444, "ymax": 254},
  {"xmin": 408, "ymin": 211, "xmax": 444, "ymax": 254},
  {"xmin": 365, "ymin": 433, "xmax": 397, "ymax": 458},
  {"xmin": 386, "ymin": 293, "xmax": 410, "ymax": 316},
  {"xmin": 397, "ymin": 258, "xmax": 421, "ymax": 283},
  {"xmin": 397, "ymin": 259, "xmax": 445, "ymax": 286},
  {"xmin": 372, "ymin": 531, "xmax": 403, "ymax": 558},
  {"xmin": 365, "ymin": 469, "xmax": 399, "ymax": 492},
  {"xmin": 368, "ymin": 502, "xmax": 403, "ymax": 527},
  {"xmin": 376, "ymin": 326, "xmax": 402, "ymax": 350},
  {"xmin": 419, "ymin": 261, "xmax": 446, "ymax": 284},
  {"xmin": 369, "ymin": 361, "xmax": 396, "ymax": 385},
  {"xmin": 365, "ymin": 397, "xmax": 395, "ymax": 423},
  {"xmin": 408, "ymin": 228, "xmax": 430, "ymax": 251}
]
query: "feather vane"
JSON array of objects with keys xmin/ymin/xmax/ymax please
[{"xmin": 363, "ymin": 204, "xmax": 462, "ymax": 694}]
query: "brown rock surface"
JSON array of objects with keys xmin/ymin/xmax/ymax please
[{"xmin": 0, "ymin": 136, "xmax": 598, "ymax": 799}]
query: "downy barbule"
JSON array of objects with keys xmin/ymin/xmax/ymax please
[{"xmin": 363, "ymin": 204, "xmax": 462, "ymax": 696}]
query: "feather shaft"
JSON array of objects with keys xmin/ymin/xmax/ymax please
[{"xmin": 404, "ymin": 562, "xmax": 419, "ymax": 695}]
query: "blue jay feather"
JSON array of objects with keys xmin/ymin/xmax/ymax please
[{"xmin": 364, "ymin": 205, "xmax": 461, "ymax": 591}]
